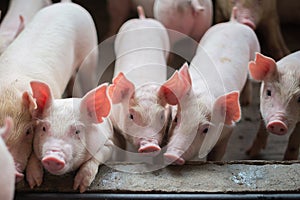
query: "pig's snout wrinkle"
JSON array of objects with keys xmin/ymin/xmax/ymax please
[
  {"xmin": 138, "ymin": 139, "xmax": 161, "ymax": 154},
  {"xmin": 267, "ymin": 120, "xmax": 288, "ymax": 135},
  {"xmin": 42, "ymin": 149, "xmax": 66, "ymax": 174},
  {"xmin": 138, "ymin": 143, "xmax": 161, "ymax": 153}
]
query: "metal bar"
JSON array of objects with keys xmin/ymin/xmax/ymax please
[{"xmin": 15, "ymin": 192, "xmax": 300, "ymax": 200}]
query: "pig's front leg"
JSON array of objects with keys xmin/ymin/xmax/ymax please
[
  {"xmin": 206, "ymin": 127, "xmax": 233, "ymax": 161},
  {"xmin": 283, "ymin": 123, "xmax": 300, "ymax": 160},
  {"xmin": 246, "ymin": 120, "xmax": 269, "ymax": 157},
  {"xmin": 73, "ymin": 144, "xmax": 113, "ymax": 193},
  {"xmin": 240, "ymin": 78, "xmax": 252, "ymax": 106},
  {"xmin": 26, "ymin": 153, "xmax": 44, "ymax": 188}
]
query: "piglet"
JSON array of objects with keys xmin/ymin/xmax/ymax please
[
  {"xmin": 26, "ymin": 81, "xmax": 114, "ymax": 193},
  {"xmin": 0, "ymin": 118, "xmax": 15, "ymax": 200},
  {"xmin": 215, "ymin": 0, "xmax": 290, "ymax": 60},
  {"xmin": 0, "ymin": 0, "xmax": 51, "ymax": 55},
  {"xmin": 159, "ymin": 9, "xmax": 260, "ymax": 164},
  {"xmin": 247, "ymin": 51, "xmax": 300, "ymax": 160},
  {"xmin": 109, "ymin": 6, "xmax": 170, "ymax": 155},
  {"xmin": 105, "ymin": 0, "xmax": 155, "ymax": 39},
  {"xmin": 154, "ymin": 0, "xmax": 213, "ymax": 43},
  {"xmin": 0, "ymin": 2, "xmax": 98, "ymax": 181}
]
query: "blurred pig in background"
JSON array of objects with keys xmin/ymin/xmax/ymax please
[
  {"xmin": 0, "ymin": 0, "xmax": 51, "ymax": 55},
  {"xmin": 26, "ymin": 81, "xmax": 114, "ymax": 193},
  {"xmin": 105, "ymin": 0, "xmax": 155, "ymax": 39},
  {"xmin": 247, "ymin": 51, "xmax": 300, "ymax": 160},
  {"xmin": 215, "ymin": 0, "xmax": 290, "ymax": 60},
  {"xmin": 0, "ymin": 2, "xmax": 98, "ymax": 182},
  {"xmin": 0, "ymin": 118, "xmax": 15, "ymax": 200},
  {"xmin": 159, "ymin": 9, "xmax": 260, "ymax": 164},
  {"xmin": 154, "ymin": 0, "xmax": 213, "ymax": 69},
  {"xmin": 154, "ymin": 0, "xmax": 213, "ymax": 43}
]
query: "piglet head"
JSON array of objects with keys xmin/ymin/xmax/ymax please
[
  {"xmin": 249, "ymin": 52, "xmax": 300, "ymax": 135},
  {"xmin": 109, "ymin": 72, "xmax": 170, "ymax": 154},
  {"xmin": 159, "ymin": 63, "xmax": 201, "ymax": 164},
  {"xmin": 31, "ymin": 81, "xmax": 111, "ymax": 175},
  {"xmin": 0, "ymin": 84, "xmax": 37, "ymax": 182}
]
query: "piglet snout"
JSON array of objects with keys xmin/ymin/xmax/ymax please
[
  {"xmin": 42, "ymin": 153, "xmax": 65, "ymax": 174},
  {"xmin": 267, "ymin": 120, "xmax": 288, "ymax": 135},
  {"xmin": 164, "ymin": 148, "xmax": 186, "ymax": 165},
  {"xmin": 164, "ymin": 153, "xmax": 185, "ymax": 165},
  {"xmin": 138, "ymin": 139, "xmax": 161, "ymax": 154}
]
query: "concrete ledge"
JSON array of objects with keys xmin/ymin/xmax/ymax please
[{"xmin": 16, "ymin": 161, "xmax": 300, "ymax": 194}]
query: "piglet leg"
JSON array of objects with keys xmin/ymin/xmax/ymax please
[
  {"xmin": 26, "ymin": 153, "xmax": 44, "ymax": 189},
  {"xmin": 246, "ymin": 120, "xmax": 269, "ymax": 157},
  {"xmin": 207, "ymin": 127, "xmax": 233, "ymax": 161},
  {"xmin": 239, "ymin": 78, "xmax": 252, "ymax": 106},
  {"xmin": 73, "ymin": 144, "xmax": 113, "ymax": 193},
  {"xmin": 283, "ymin": 123, "xmax": 300, "ymax": 160}
]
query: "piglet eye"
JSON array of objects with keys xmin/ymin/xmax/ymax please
[
  {"xmin": 75, "ymin": 130, "xmax": 80, "ymax": 134},
  {"xmin": 42, "ymin": 127, "xmax": 46, "ymax": 132},
  {"xmin": 203, "ymin": 128, "xmax": 209, "ymax": 134},
  {"xmin": 266, "ymin": 89, "xmax": 272, "ymax": 97}
]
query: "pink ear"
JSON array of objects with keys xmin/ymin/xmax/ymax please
[
  {"xmin": 248, "ymin": 52, "xmax": 277, "ymax": 81},
  {"xmin": 214, "ymin": 91, "xmax": 241, "ymax": 125},
  {"xmin": 179, "ymin": 62, "xmax": 192, "ymax": 86},
  {"xmin": 81, "ymin": 83, "xmax": 111, "ymax": 123},
  {"xmin": 29, "ymin": 81, "xmax": 53, "ymax": 117},
  {"xmin": 22, "ymin": 91, "xmax": 37, "ymax": 113},
  {"xmin": 108, "ymin": 72, "xmax": 135, "ymax": 104},
  {"xmin": 159, "ymin": 63, "xmax": 192, "ymax": 105},
  {"xmin": 0, "ymin": 117, "xmax": 13, "ymax": 140}
]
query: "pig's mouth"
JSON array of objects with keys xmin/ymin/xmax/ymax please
[{"xmin": 42, "ymin": 151, "xmax": 66, "ymax": 175}]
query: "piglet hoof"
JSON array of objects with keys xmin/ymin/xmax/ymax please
[
  {"xmin": 26, "ymin": 163, "xmax": 44, "ymax": 189},
  {"xmin": 164, "ymin": 153, "xmax": 185, "ymax": 165},
  {"xmin": 73, "ymin": 160, "xmax": 99, "ymax": 193}
]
